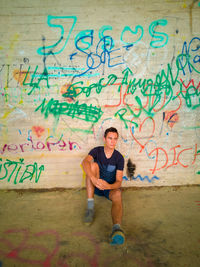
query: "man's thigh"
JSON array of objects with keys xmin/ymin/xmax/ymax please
[{"xmin": 94, "ymin": 187, "xmax": 110, "ymax": 200}]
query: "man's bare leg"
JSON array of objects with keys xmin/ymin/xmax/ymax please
[
  {"xmin": 109, "ymin": 189, "xmax": 125, "ymax": 245},
  {"xmin": 109, "ymin": 189, "xmax": 123, "ymax": 224},
  {"xmin": 84, "ymin": 163, "xmax": 99, "ymax": 225}
]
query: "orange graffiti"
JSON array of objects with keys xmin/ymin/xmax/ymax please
[
  {"xmin": 164, "ymin": 111, "xmax": 179, "ymax": 128},
  {"xmin": 13, "ymin": 69, "xmax": 30, "ymax": 86},
  {"xmin": 61, "ymin": 83, "xmax": 80, "ymax": 103},
  {"xmin": 32, "ymin": 126, "xmax": 45, "ymax": 138}
]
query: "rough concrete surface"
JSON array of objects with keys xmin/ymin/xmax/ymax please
[{"xmin": 0, "ymin": 186, "xmax": 199, "ymax": 267}]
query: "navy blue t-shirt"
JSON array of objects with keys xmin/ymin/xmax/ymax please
[{"xmin": 89, "ymin": 146, "xmax": 124, "ymax": 184}]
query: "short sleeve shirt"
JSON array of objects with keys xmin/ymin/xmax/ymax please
[{"xmin": 89, "ymin": 146, "xmax": 124, "ymax": 184}]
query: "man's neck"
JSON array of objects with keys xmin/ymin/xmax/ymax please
[{"xmin": 104, "ymin": 146, "xmax": 115, "ymax": 156}]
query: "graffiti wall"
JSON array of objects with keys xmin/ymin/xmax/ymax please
[{"xmin": 0, "ymin": 0, "xmax": 200, "ymax": 188}]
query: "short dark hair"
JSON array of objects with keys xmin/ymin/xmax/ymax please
[{"xmin": 104, "ymin": 127, "xmax": 119, "ymax": 138}]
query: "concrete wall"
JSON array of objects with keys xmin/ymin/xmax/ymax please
[{"xmin": 0, "ymin": 0, "xmax": 200, "ymax": 189}]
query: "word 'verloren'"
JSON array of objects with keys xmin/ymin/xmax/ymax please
[
  {"xmin": 0, "ymin": 136, "xmax": 81, "ymax": 155},
  {"xmin": 0, "ymin": 158, "xmax": 45, "ymax": 184},
  {"xmin": 35, "ymin": 98, "xmax": 103, "ymax": 124}
]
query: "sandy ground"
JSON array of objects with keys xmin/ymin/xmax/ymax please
[{"xmin": 0, "ymin": 186, "xmax": 200, "ymax": 267}]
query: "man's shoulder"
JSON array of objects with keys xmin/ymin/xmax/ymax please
[
  {"xmin": 114, "ymin": 149, "xmax": 124, "ymax": 159},
  {"xmin": 89, "ymin": 146, "xmax": 103, "ymax": 153}
]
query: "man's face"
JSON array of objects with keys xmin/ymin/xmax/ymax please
[{"xmin": 104, "ymin": 132, "xmax": 118, "ymax": 149}]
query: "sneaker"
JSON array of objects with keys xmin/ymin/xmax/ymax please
[
  {"xmin": 84, "ymin": 208, "xmax": 94, "ymax": 225},
  {"xmin": 110, "ymin": 228, "xmax": 125, "ymax": 245}
]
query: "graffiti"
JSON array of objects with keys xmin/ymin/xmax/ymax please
[
  {"xmin": 132, "ymin": 174, "xmax": 160, "ymax": 182},
  {"xmin": 123, "ymin": 174, "xmax": 160, "ymax": 183},
  {"xmin": 37, "ymin": 15, "xmax": 77, "ymax": 56},
  {"xmin": 195, "ymin": 201, "xmax": 200, "ymax": 207},
  {"xmin": 163, "ymin": 111, "xmax": 179, "ymax": 129},
  {"xmin": 35, "ymin": 98, "xmax": 103, "ymax": 124},
  {"xmin": 0, "ymin": 158, "xmax": 44, "ymax": 184},
  {"xmin": 62, "ymin": 49, "xmax": 200, "ymax": 128},
  {"xmin": 32, "ymin": 126, "xmax": 45, "ymax": 138},
  {"xmin": 62, "ymin": 73, "xmax": 117, "ymax": 98},
  {"xmin": 12, "ymin": 69, "xmax": 30, "ymax": 86},
  {"xmin": 148, "ymin": 144, "xmax": 200, "ymax": 174},
  {"xmin": 23, "ymin": 65, "xmax": 49, "ymax": 95},
  {"xmin": 149, "ymin": 19, "xmax": 169, "ymax": 48},
  {"xmin": 0, "ymin": 229, "xmax": 59, "ymax": 266},
  {"xmin": 0, "ymin": 135, "xmax": 81, "ymax": 155},
  {"xmin": 36, "ymin": 16, "xmax": 169, "ymax": 77},
  {"xmin": 178, "ymin": 37, "xmax": 200, "ymax": 75},
  {"xmin": 37, "ymin": 16, "xmax": 168, "ymax": 55},
  {"xmin": 0, "ymin": 228, "xmax": 154, "ymax": 267}
]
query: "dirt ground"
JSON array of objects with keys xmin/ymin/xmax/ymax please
[{"xmin": 0, "ymin": 186, "xmax": 199, "ymax": 267}]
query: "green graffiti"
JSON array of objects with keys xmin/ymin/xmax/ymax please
[
  {"xmin": 61, "ymin": 51, "xmax": 199, "ymax": 129},
  {"xmin": 23, "ymin": 65, "xmax": 49, "ymax": 95},
  {"xmin": 35, "ymin": 98, "xmax": 103, "ymax": 124},
  {"xmin": 62, "ymin": 73, "xmax": 117, "ymax": 98},
  {"xmin": 0, "ymin": 158, "xmax": 45, "ymax": 184}
]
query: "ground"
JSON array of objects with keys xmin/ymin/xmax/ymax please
[{"xmin": 0, "ymin": 186, "xmax": 199, "ymax": 267}]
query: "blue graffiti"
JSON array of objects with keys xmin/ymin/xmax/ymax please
[
  {"xmin": 72, "ymin": 35, "xmax": 124, "ymax": 77},
  {"xmin": 74, "ymin": 29, "xmax": 94, "ymax": 51},
  {"xmin": 132, "ymin": 174, "xmax": 160, "ymax": 183},
  {"xmin": 178, "ymin": 37, "xmax": 200, "ymax": 75},
  {"xmin": 123, "ymin": 175, "xmax": 159, "ymax": 183},
  {"xmin": 36, "ymin": 17, "xmax": 169, "ymax": 77},
  {"xmin": 99, "ymin": 25, "xmax": 114, "ymax": 49},
  {"xmin": 149, "ymin": 19, "xmax": 168, "ymax": 48}
]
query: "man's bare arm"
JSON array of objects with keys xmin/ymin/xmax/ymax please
[
  {"xmin": 81, "ymin": 155, "xmax": 99, "ymax": 187},
  {"xmin": 96, "ymin": 170, "xmax": 123, "ymax": 190}
]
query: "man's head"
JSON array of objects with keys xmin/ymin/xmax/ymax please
[
  {"xmin": 104, "ymin": 127, "xmax": 119, "ymax": 138},
  {"xmin": 104, "ymin": 127, "xmax": 119, "ymax": 150}
]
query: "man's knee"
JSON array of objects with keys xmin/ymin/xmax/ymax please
[{"xmin": 110, "ymin": 189, "xmax": 122, "ymax": 202}]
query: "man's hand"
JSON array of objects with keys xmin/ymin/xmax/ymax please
[{"xmin": 96, "ymin": 179, "xmax": 111, "ymax": 190}]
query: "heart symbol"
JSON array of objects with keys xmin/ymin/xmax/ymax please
[
  {"xmin": 32, "ymin": 126, "xmax": 45, "ymax": 138},
  {"xmin": 130, "ymin": 117, "xmax": 155, "ymax": 152}
]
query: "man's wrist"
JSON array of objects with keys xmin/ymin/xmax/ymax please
[{"xmin": 90, "ymin": 176, "xmax": 97, "ymax": 184}]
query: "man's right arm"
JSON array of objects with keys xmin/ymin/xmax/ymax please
[{"xmin": 81, "ymin": 155, "xmax": 98, "ymax": 186}]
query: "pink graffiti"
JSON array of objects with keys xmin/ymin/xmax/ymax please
[
  {"xmin": 0, "ymin": 229, "xmax": 59, "ymax": 267},
  {"xmin": 0, "ymin": 228, "xmax": 155, "ymax": 267},
  {"xmin": 0, "ymin": 135, "xmax": 81, "ymax": 155}
]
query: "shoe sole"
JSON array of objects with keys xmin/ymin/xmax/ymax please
[{"xmin": 110, "ymin": 230, "xmax": 125, "ymax": 245}]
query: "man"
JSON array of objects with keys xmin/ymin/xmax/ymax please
[{"xmin": 81, "ymin": 127, "xmax": 125, "ymax": 245}]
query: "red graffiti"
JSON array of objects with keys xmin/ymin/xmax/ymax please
[
  {"xmin": 0, "ymin": 228, "xmax": 155, "ymax": 267},
  {"xmin": 180, "ymin": 78, "xmax": 200, "ymax": 92},
  {"xmin": 149, "ymin": 144, "xmax": 200, "ymax": 174},
  {"xmin": 164, "ymin": 111, "xmax": 179, "ymax": 128},
  {"xmin": 130, "ymin": 117, "xmax": 156, "ymax": 153},
  {"xmin": 32, "ymin": 126, "xmax": 45, "ymax": 138},
  {"xmin": 0, "ymin": 229, "xmax": 59, "ymax": 267}
]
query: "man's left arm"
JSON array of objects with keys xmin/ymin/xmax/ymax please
[{"xmin": 96, "ymin": 170, "xmax": 123, "ymax": 190}]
